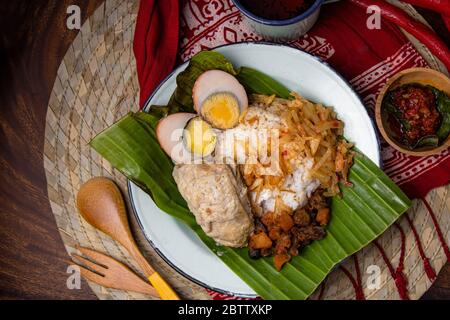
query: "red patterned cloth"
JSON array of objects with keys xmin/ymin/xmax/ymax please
[{"xmin": 134, "ymin": 0, "xmax": 450, "ymax": 300}]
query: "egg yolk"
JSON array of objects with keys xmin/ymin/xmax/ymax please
[
  {"xmin": 200, "ymin": 92, "xmax": 240, "ymax": 129},
  {"xmin": 183, "ymin": 117, "xmax": 216, "ymax": 156}
]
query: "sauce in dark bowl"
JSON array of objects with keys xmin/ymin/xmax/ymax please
[{"xmin": 238, "ymin": 0, "xmax": 315, "ymax": 20}]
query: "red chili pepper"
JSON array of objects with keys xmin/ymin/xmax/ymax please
[
  {"xmin": 401, "ymin": 0, "xmax": 450, "ymax": 17},
  {"xmin": 349, "ymin": 0, "xmax": 450, "ymax": 72},
  {"xmin": 443, "ymin": 15, "xmax": 450, "ymax": 32}
]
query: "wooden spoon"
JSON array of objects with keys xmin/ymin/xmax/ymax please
[{"xmin": 76, "ymin": 177, "xmax": 180, "ymax": 300}]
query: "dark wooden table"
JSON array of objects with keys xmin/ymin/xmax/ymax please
[{"xmin": 0, "ymin": 0, "xmax": 449, "ymax": 300}]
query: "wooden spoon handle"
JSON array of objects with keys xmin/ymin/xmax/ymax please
[{"xmin": 128, "ymin": 243, "xmax": 156, "ymax": 276}]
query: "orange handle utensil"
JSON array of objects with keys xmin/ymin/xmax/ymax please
[
  {"xmin": 77, "ymin": 177, "xmax": 180, "ymax": 300},
  {"xmin": 128, "ymin": 242, "xmax": 180, "ymax": 300},
  {"xmin": 148, "ymin": 272, "xmax": 180, "ymax": 300}
]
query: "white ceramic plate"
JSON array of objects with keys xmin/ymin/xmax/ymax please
[{"xmin": 129, "ymin": 42, "xmax": 380, "ymax": 297}]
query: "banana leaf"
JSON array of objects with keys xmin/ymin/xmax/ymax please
[
  {"xmin": 90, "ymin": 112, "xmax": 411, "ymax": 300},
  {"xmin": 236, "ymin": 66, "xmax": 292, "ymax": 99}
]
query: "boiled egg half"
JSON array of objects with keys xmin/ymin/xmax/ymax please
[
  {"xmin": 193, "ymin": 70, "xmax": 248, "ymax": 129},
  {"xmin": 156, "ymin": 113, "xmax": 216, "ymax": 163}
]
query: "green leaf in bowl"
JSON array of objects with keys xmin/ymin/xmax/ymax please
[
  {"xmin": 413, "ymin": 135, "xmax": 439, "ymax": 148},
  {"xmin": 429, "ymin": 86, "xmax": 450, "ymax": 141}
]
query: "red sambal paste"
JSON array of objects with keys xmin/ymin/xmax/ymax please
[{"xmin": 389, "ymin": 85, "xmax": 441, "ymax": 144}]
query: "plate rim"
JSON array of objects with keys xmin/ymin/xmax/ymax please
[{"xmin": 129, "ymin": 41, "xmax": 382, "ymax": 298}]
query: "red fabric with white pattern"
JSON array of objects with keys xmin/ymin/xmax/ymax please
[
  {"xmin": 134, "ymin": 0, "xmax": 450, "ymax": 300},
  {"xmin": 177, "ymin": 0, "xmax": 450, "ymax": 201}
]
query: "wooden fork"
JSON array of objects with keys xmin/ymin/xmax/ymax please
[{"xmin": 71, "ymin": 246, "xmax": 158, "ymax": 298}]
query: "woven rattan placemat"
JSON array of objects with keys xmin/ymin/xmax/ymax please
[{"xmin": 43, "ymin": 0, "xmax": 449, "ymax": 299}]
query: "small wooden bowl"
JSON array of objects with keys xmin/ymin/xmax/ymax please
[{"xmin": 375, "ymin": 67, "xmax": 450, "ymax": 157}]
